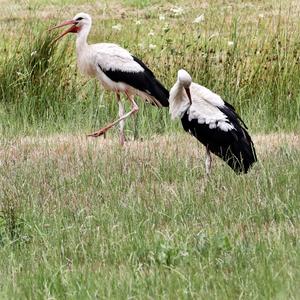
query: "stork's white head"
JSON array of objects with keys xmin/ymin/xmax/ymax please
[
  {"xmin": 177, "ymin": 69, "xmax": 192, "ymax": 104},
  {"xmin": 178, "ymin": 69, "xmax": 192, "ymax": 88},
  {"xmin": 169, "ymin": 69, "xmax": 193, "ymax": 119},
  {"xmin": 49, "ymin": 12, "xmax": 92, "ymax": 43},
  {"xmin": 72, "ymin": 13, "xmax": 92, "ymax": 29}
]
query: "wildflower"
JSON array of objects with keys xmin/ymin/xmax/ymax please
[
  {"xmin": 112, "ymin": 23, "xmax": 122, "ymax": 31},
  {"xmin": 135, "ymin": 20, "xmax": 142, "ymax": 25},
  {"xmin": 170, "ymin": 6, "xmax": 184, "ymax": 16},
  {"xmin": 193, "ymin": 14, "xmax": 205, "ymax": 23},
  {"xmin": 228, "ymin": 41, "xmax": 234, "ymax": 46},
  {"xmin": 148, "ymin": 30, "xmax": 155, "ymax": 36},
  {"xmin": 149, "ymin": 44, "xmax": 157, "ymax": 49},
  {"xmin": 159, "ymin": 14, "xmax": 165, "ymax": 21},
  {"xmin": 208, "ymin": 33, "xmax": 219, "ymax": 40},
  {"xmin": 180, "ymin": 251, "xmax": 189, "ymax": 257},
  {"xmin": 258, "ymin": 13, "xmax": 264, "ymax": 18},
  {"xmin": 30, "ymin": 50, "xmax": 37, "ymax": 57}
]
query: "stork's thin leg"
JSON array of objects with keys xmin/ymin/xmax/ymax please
[
  {"xmin": 117, "ymin": 93, "xmax": 126, "ymax": 146},
  {"xmin": 133, "ymin": 111, "xmax": 139, "ymax": 141},
  {"xmin": 87, "ymin": 93, "xmax": 139, "ymax": 138},
  {"xmin": 205, "ymin": 146, "xmax": 212, "ymax": 176}
]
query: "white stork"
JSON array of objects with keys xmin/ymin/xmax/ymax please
[
  {"xmin": 169, "ymin": 69, "xmax": 257, "ymax": 175},
  {"xmin": 49, "ymin": 12, "xmax": 169, "ymax": 145}
]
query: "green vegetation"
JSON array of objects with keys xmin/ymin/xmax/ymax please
[
  {"xmin": 0, "ymin": 134, "xmax": 299, "ymax": 299},
  {"xmin": 1, "ymin": 0, "xmax": 300, "ymax": 136},
  {"xmin": 0, "ymin": 0, "xmax": 299, "ymax": 299}
]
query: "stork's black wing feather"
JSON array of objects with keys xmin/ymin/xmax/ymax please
[
  {"xmin": 181, "ymin": 109, "xmax": 257, "ymax": 174},
  {"xmin": 98, "ymin": 56, "xmax": 169, "ymax": 107},
  {"xmin": 220, "ymin": 101, "xmax": 248, "ymax": 129},
  {"xmin": 132, "ymin": 56, "xmax": 155, "ymax": 77}
]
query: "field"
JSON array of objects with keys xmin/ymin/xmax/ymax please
[{"xmin": 0, "ymin": 0, "xmax": 299, "ymax": 299}]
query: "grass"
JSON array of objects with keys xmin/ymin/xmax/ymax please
[
  {"xmin": 0, "ymin": 0, "xmax": 299, "ymax": 298},
  {"xmin": 0, "ymin": 0, "xmax": 300, "ymax": 136},
  {"xmin": 0, "ymin": 134, "xmax": 299, "ymax": 299}
]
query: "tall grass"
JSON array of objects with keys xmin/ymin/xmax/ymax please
[
  {"xmin": 0, "ymin": 1, "xmax": 300, "ymax": 137},
  {"xmin": 0, "ymin": 134, "xmax": 299, "ymax": 298},
  {"xmin": 0, "ymin": 21, "xmax": 172, "ymax": 137}
]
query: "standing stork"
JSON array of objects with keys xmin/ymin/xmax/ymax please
[
  {"xmin": 169, "ymin": 69, "xmax": 257, "ymax": 175},
  {"xmin": 49, "ymin": 12, "xmax": 169, "ymax": 145}
]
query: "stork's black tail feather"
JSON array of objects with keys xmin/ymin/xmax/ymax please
[
  {"xmin": 146, "ymin": 76, "xmax": 169, "ymax": 107},
  {"xmin": 216, "ymin": 127, "xmax": 257, "ymax": 174},
  {"xmin": 181, "ymin": 111, "xmax": 257, "ymax": 174},
  {"xmin": 216, "ymin": 104, "xmax": 257, "ymax": 173},
  {"xmin": 132, "ymin": 56, "xmax": 169, "ymax": 107}
]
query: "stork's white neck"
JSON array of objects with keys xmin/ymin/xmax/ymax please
[
  {"xmin": 76, "ymin": 24, "xmax": 91, "ymax": 52},
  {"xmin": 169, "ymin": 80, "xmax": 190, "ymax": 119}
]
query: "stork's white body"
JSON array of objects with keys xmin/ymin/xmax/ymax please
[
  {"xmin": 77, "ymin": 42, "xmax": 142, "ymax": 92},
  {"xmin": 170, "ymin": 81, "xmax": 234, "ymax": 132}
]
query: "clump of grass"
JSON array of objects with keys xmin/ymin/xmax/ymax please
[
  {"xmin": 0, "ymin": 25, "xmax": 78, "ymax": 126},
  {"xmin": 0, "ymin": 182, "xmax": 29, "ymax": 245},
  {"xmin": 122, "ymin": 0, "xmax": 153, "ymax": 9}
]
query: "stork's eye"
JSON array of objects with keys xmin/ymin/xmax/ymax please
[{"xmin": 76, "ymin": 17, "xmax": 84, "ymax": 21}]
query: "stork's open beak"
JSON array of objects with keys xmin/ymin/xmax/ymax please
[
  {"xmin": 185, "ymin": 88, "xmax": 192, "ymax": 105},
  {"xmin": 48, "ymin": 20, "xmax": 78, "ymax": 43}
]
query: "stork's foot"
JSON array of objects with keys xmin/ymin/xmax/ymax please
[{"xmin": 87, "ymin": 127, "xmax": 108, "ymax": 138}]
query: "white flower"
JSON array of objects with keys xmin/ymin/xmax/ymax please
[
  {"xmin": 149, "ymin": 44, "xmax": 157, "ymax": 49},
  {"xmin": 135, "ymin": 20, "xmax": 142, "ymax": 25},
  {"xmin": 148, "ymin": 30, "xmax": 155, "ymax": 36},
  {"xmin": 193, "ymin": 14, "xmax": 205, "ymax": 23},
  {"xmin": 228, "ymin": 41, "xmax": 234, "ymax": 46},
  {"xmin": 258, "ymin": 13, "xmax": 264, "ymax": 18},
  {"xmin": 112, "ymin": 23, "xmax": 122, "ymax": 31},
  {"xmin": 138, "ymin": 43, "xmax": 145, "ymax": 49},
  {"xmin": 159, "ymin": 14, "xmax": 165, "ymax": 21},
  {"xmin": 170, "ymin": 6, "xmax": 184, "ymax": 16},
  {"xmin": 180, "ymin": 251, "xmax": 189, "ymax": 257},
  {"xmin": 208, "ymin": 33, "xmax": 219, "ymax": 40},
  {"xmin": 30, "ymin": 50, "xmax": 37, "ymax": 57}
]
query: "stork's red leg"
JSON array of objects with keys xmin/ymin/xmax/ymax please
[
  {"xmin": 205, "ymin": 145, "xmax": 212, "ymax": 175},
  {"xmin": 117, "ymin": 93, "xmax": 126, "ymax": 146},
  {"xmin": 87, "ymin": 92, "xmax": 139, "ymax": 139}
]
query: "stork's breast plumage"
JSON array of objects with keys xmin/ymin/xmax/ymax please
[{"xmin": 77, "ymin": 52, "xmax": 97, "ymax": 77}]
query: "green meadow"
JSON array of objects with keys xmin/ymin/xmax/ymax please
[{"xmin": 0, "ymin": 0, "xmax": 299, "ymax": 299}]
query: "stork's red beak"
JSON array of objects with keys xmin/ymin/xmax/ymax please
[
  {"xmin": 185, "ymin": 88, "xmax": 192, "ymax": 105},
  {"xmin": 48, "ymin": 20, "xmax": 79, "ymax": 43}
]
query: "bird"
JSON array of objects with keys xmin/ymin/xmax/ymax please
[
  {"xmin": 49, "ymin": 12, "xmax": 169, "ymax": 145},
  {"xmin": 169, "ymin": 69, "xmax": 257, "ymax": 175}
]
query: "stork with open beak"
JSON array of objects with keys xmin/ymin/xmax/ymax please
[{"xmin": 49, "ymin": 13, "xmax": 169, "ymax": 145}]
